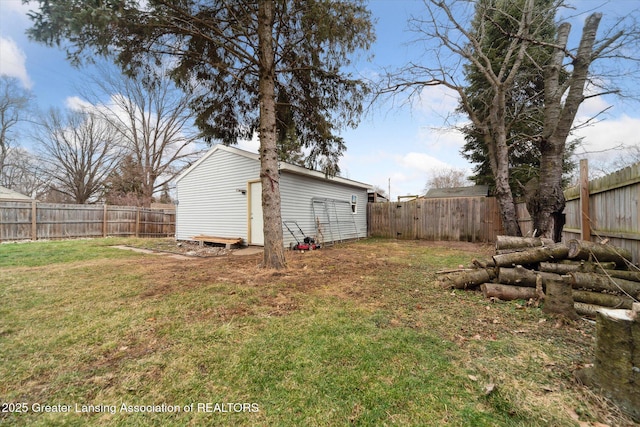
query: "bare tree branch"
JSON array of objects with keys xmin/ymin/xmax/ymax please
[{"xmin": 76, "ymin": 64, "xmax": 205, "ymax": 206}]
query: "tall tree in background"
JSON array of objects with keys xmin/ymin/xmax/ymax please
[
  {"xmin": 383, "ymin": 0, "xmax": 636, "ymax": 240},
  {"xmin": 1, "ymin": 147, "xmax": 46, "ymax": 197},
  {"xmin": 424, "ymin": 167, "xmax": 469, "ymax": 192},
  {"xmin": 80, "ymin": 66, "xmax": 204, "ymax": 207},
  {"xmin": 26, "ymin": 0, "xmax": 374, "ymax": 269},
  {"xmin": 34, "ymin": 108, "xmax": 121, "ymax": 204},
  {"xmin": 0, "ymin": 77, "xmax": 45, "ymax": 197},
  {"xmin": 460, "ymin": 0, "xmax": 576, "ymax": 199},
  {"xmin": 0, "ymin": 76, "xmax": 33, "ymax": 180}
]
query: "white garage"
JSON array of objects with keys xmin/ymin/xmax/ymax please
[{"xmin": 174, "ymin": 145, "xmax": 370, "ymax": 248}]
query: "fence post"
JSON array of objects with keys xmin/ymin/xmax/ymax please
[
  {"xmin": 135, "ymin": 207, "xmax": 141, "ymax": 238},
  {"xmin": 103, "ymin": 204, "xmax": 108, "ymax": 237},
  {"xmin": 580, "ymin": 159, "xmax": 591, "ymax": 241},
  {"xmin": 31, "ymin": 200, "xmax": 37, "ymax": 241}
]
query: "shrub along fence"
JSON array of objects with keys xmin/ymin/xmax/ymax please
[{"xmin": 0, "ymin": 200, "xmax": 175, "ymax": 241}]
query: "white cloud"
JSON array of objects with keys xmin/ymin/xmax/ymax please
[
  {"xmin": 65, "ymin": 96, "xmax": 95, "ymax": 112},
  {"xmin": 396, "ymin": 151, "xmax": 450, "ymax": 173},
  {"xmin": 572, "ymin": 113, "xmax": 640, "ymax": 162},
  {"xmin": 2, "ymin": 0, "xmax": 31, "ymax": 15},
  {"xmin": 0, "ymin": 36, "xmax": 32, "ymax": 88},
  {"xmin": 235, "ymin": 133, "xmax": 260, "ymax": 153},
  {"xmin": 413, "ymin": 85, "xmax": 461, "ymax": 121},
  {"xmin": 341, "ymin": 139, "xmax": 472, "ymax": 200},
  {"xmin": 575, "ymin": 93, "xmax": 613, "ymax": 119},
  {"xmin": 418, "ymin": 124, "xmax": 467, "ymax": 152},
  {"xmin": 379, "ymin": 152, "xmax": 454, "ymax": 197}
]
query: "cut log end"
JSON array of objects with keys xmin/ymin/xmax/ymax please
[
  {"xmin": 589, "ymin": 308, "xmax": 640, "ymax": 422},
  {"xmin": 543, "ymin": 277, "xmax": 579, "ymax": 320}
]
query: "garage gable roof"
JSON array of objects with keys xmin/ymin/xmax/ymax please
[{"xmin": 176, "ymin": 144, "xmax": 371, "ymax": 190}]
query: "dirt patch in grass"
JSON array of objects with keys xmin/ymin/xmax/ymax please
[
  {"xmin": 131, "ymin": 236, "xmax": 492, "ymax": 258},
  {"xmin": 122, "ymin": 239, "xmax": 599, "ymax": 356},
  {"xmin": 125, "ymin": 238, "xmax": 242, "ymax": 257},
  {"xmin": 131, "ymin": 239, "xmax": 627, "ymax": 425}
]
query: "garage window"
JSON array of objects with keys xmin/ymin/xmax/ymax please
[{"xmin": 351, "ymin": 195, "xmax": 357, "ymax": 214}]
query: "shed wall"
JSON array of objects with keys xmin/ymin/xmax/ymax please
[
  {"xmin": 175, "ymin": 149, "xmax": 259, "ymax": 242},
  {"xmin": 280, "ymin": 173, "xmax": 368, "ymax": 247},
  {"xmin": 176, "ymin": 148, "xmax": 369, "ymax": 248}
]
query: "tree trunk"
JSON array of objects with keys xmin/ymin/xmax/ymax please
[
  {"xmin": 492, "ymin": 243, "xmax": 568, "ymax": 267},
  {"xmin": 497, "ymin": 265, "xmax": 561, "ymax": 288},
  {"xmin": 525, "ymin": 162, "xmax": 565, "ymax": 242},
  {"xmin": 257, "ymin": 0, "xmax": 286, "ymax": 269},
  {"xmin": 484, "ymin": 132, "xmax": 521, "ymax": 237},
  {"xmin": 569, "ymin": 272, "xmax": 640, "ymax": 297},
  {"xmin": 142, "ymin": 183, "xmax": 154, "ymax": 208},
  {"xmin": 481, "ymin": 283, "xmax": 537, "ymax": 301},
  {"xmin": 439, "ymin": 268, "xmax": 497, "ymax": 290},
  {"xmin": 495, "ymin": 235, "xmax": 554, "ymax": 251},
  {"xmin": 532, "ymin": 14, "xmax": 604, "ymax": 241},
  {"xmin": 567, "ymin": 239, "xmax": 633, "ymax": 268},
  {"xmin": 572, "ymin": 290, "xmax": 634, "ymax": 310},
  {"xmin": 581, "ymin": 305, "xmax": 640, "ymax": 422}
]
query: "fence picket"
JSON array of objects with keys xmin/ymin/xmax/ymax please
[
  {"xmin": 368, "ymin": 196, "xmax": 503, "ymax": 243},
  {"xmin": 0, "ymin": 202, "xmax": 175, "ymax": 241}
]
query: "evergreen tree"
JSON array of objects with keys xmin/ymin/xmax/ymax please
[
  {"xmin": 26, "ymin": 0, "xmax": 374, "ymax": 268},
  {"xmin": 460, "ymin": 0, "xmax": 575, "ymax": 198},
  {"xmin": 102, "ymin": 154, "xmax": 146, "ymax": 206}
]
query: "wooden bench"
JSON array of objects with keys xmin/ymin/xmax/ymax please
[{"xmin": 191, "ymin": 235, "xmax": 243, "ymax": 249}]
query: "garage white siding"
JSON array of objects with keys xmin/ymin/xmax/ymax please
[
  {"xmin": 279, "ymin": 172, "xmax": 367, "ymax": 248},
  {"xmin": 175, "ymin": 145, "xmax": 370, "ymax": 248},
  {"xmin": 175, "ymin": 148, "xmax": 259, "ymax": 242}
]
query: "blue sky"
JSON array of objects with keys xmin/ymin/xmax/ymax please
[{"xmin": 1, "ymin": 0, "xmax": 639, "ymax": 200}]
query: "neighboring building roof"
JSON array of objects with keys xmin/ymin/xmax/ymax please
[
  {"xmin": 398, "ymin": 195, "xmax": 420, "ymax": 202},
  {"xmin": 150, "ymin": 202, "xmax": 176, "ymax": 210},
  {"xmin": 368, "ymin": 191, "xmax": 388, "ymax": 203},
  {"xmin": 0, "ymin": 185, "xmax": 32, "ymax": 201},
  {"xmin": 176, "ymin": 144, "xmax": 371, "ymax": 190},
  {"xmin": 424, "ymin": 185, "xmax": 490, "ymax": 198}
]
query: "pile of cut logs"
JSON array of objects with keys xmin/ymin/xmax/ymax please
[{"xmin": 439, "ymin": 236, "xmax": 640, "ymax": 317}]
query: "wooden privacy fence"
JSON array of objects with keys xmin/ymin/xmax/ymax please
[
  {"xmin": 561, "ymin": 160, "xmax": 640, "ymax": 264},
  {"xmin": 0, "ymin": 200, "xmax": 175, "ymax": 241},
  {"xmin": 368, "ymin": 160, "xmax": 639, "ymax": 263},
  {"xmin": 367, "ymin": 196, "xmax": 502, "ymax": 243}
]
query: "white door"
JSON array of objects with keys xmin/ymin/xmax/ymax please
[{"xmin": 249, "ymin": 181, "xmax": 264, "ymax": 245}]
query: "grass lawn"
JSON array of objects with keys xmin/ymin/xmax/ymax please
[{"xmin": 0, "ymin": 238, "xmax": 633, "ymax": 426}]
